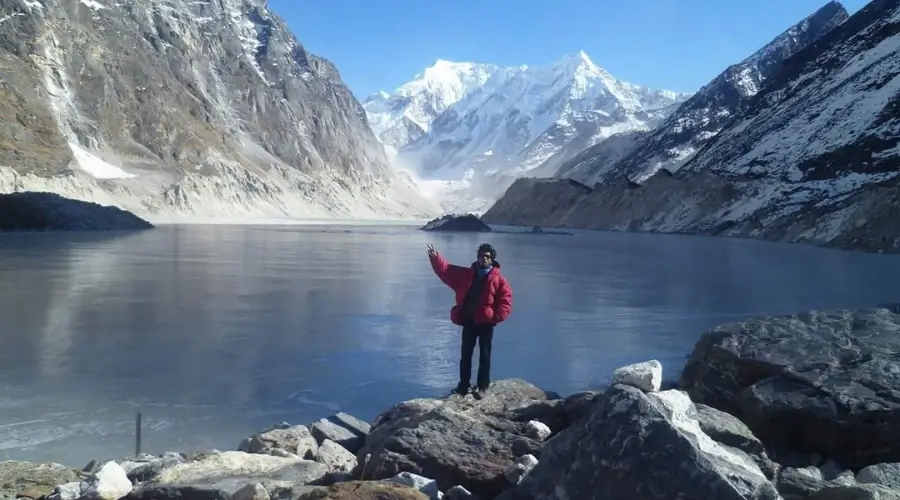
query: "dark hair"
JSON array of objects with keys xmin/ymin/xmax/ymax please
[{"xmin": 477, "ymin": 243, "xmax": 496, "ymax": 259}]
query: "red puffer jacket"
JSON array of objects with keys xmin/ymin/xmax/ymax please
[{"xmin": 429, "ymin": 252, "xmax": 513, "ymax": 326}]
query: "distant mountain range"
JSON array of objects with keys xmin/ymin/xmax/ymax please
[{"xmin": 363, "ymin": 52, "xmax": 689, "ymax": 213}]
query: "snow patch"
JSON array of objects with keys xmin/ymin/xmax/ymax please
[
  {"xmin": 69, "ymin": 143, "xmax": 136, "ymax": 179},
  {"xmin": 79, "ymin": 0, "xmax": 106, "ymax": 9}
]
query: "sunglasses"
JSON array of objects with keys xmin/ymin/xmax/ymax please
[{"xmin": 478, "ymin": 253, "xmax": 493, "ymax": 260}]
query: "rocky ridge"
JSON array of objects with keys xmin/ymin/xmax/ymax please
[
  {"xmin": 484, "ymin": 1, "xmax": 900, "ymax": 254},
  {"xmin": 0, "ymin": 0, "xmax": 439, "ymax": 222},
  {"xmin": 6, "ymin": 306, "xmax": 900, "ymax": 499}
]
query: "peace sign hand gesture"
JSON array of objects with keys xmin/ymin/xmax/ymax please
[{"xmin": 426, "ymin": 243, "xmax": 437, "ymax": 258}]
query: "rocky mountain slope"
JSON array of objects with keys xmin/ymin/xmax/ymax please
[
  {"xmin": 554, "ymin": 0, "xmax": 850, "ymax": 186},
  {"xmin": 364, "ymin": 52, "xmax": 688, "ymax": 213},
  {"xmin": 485, "ymin": 0, "xmax": 900, "ymax": 254},
  {"xmin": 0, "ymin": 0, "xmax": 440, "ymax": 221}
]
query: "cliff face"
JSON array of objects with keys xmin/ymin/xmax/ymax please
[
  {"xmin": 486, "ymin": 1, "xmax": 900, "ymax": 254},
  {"xmin": 0, "ymin": 0, "xmax": 439, "ymax": 220}
]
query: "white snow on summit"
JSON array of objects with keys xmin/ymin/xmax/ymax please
[{"xmin": 364, "ymin": 51, "xmax": 689, "ymax": 213}]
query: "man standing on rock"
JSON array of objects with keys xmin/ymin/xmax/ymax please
[{"xmin": 427, "ymin": 242, "xmax": 513, "ymax": 399}]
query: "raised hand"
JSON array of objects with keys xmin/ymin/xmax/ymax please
[{"xmin": 426, "ymin": 243, "xmax": 437, "ymax": 258}]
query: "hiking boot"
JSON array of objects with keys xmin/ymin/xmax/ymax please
[
  {"xmin": 451, "ymin": 383, "xmax": 471, "ymax": 396},
  {"xmin": 473, "ymin": 386, "xmax": 489, "ymax": 400}
]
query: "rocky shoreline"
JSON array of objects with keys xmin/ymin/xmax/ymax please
[{"xmin": 5, "ymin": 306, "xmax": 900, "ymax": 500}]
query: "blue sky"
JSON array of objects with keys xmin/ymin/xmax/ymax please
[{"xmin": 268, "ymin": 0, "xmax": 869, "ymax": 99}]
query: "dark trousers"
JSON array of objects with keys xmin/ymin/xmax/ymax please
[{"xmin": 459, "ymin": 323, "xmax": 494, "ymax": 390}]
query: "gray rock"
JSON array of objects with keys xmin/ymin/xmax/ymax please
[
  {"xmin": 123, "ymin": 485, "xmax": 229, "ymax": 500},
  {"xmin": 356, "ymin": 378, "xmax": 552, "ymax": 499},
  {"xmin": 148, "ymin": 451, "xmax": 327, "ymax": 496},
  {"xmin": 834, "ymin": 470, "xmax": 857, "ymax": 486},
  {"xmin": 119, "ymin": 453, "xmax": 186, "ymax": 484},
  {"xmin": 239, "ymin": 425, "xmax": 318, "ymax": 460},
  {"xmin": 858, "ymin": 463, "xmax": 900, "ymax": 490},
  {"xmin": 523, "ymin": 421, "xmax": 551, "ymax": 442},
  {"xmin": 514, "ymin": 385, "xmax": 779, "ymax": 500},
  {"xmin": 808, "ymin": 483, "xmax": 900, "ymax": 500},
  {"xmin": 777, "ymin": 467, "xmax": 830, "ymax": 500},
  {"xmin": 444, "ymin": 485, "xmax": 474, "ymax": 500},
  {"xmin": 503, "ymin": 455, "xmax": 538, "ymax": 485},
  {"xmin": 315, "ymin": 440, "xmax": 357, "ymax": 473},
  {"xmin": 690, "ymin": 403, "xmax": 778, "ymax": 479},
  {"xmin": 610, "ymin": 359, "xmax": 663, "ymax": 392},
  {"xmin": 232, "ymin": 482, "xmax": 269, "ymax": 500},
  {"xmin": 309, "ymin": 419, "xmax": 362, "ymax": 454},
  {"xmin": 505, "ymin": 399, "xmax": 566, "ymax": 434},
  {"xmin": 326, "ymin": 412, "xmax": 370, "ymax": 437},
  {"xmin": 682, "ymin": 308, "xmax": 900, "ymax": 469},
  {"xmin": 386, "ymin": 472, "xmax": 441, "ymax": 500},
  {"xmin": 560, "ymin": 390, "xmax": 601, "ymax": 425},
  {"xmin": 510, "ymin": 436, "xmax": 543, "ymax": 460},
  {"xmin": 0, "ymin": 461, "xmax": 81, "ymax": 500}
]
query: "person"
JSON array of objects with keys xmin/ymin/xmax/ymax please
[{"xmin": 427, "ymin": 242, "xmax": 513, "ymax": 399}]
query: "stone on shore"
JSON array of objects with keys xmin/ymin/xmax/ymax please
[
  {"xmin": 315, "ymin": 440, "xmax": 357, "ymax": 473},
  {"xmin": 681, "ymin": 307, "xmax": 900, "ymax": 469},
  {"xmin": 295, "ymin": 480, "xmax": 429, "ymax": 499},
  {"xmin": 858, "ymin": 463, "xmax": 900, "ymax": 490},
  {"xmin": 511, "ymin": 384, "xmax": 779, "ymax": 500},
  {"xmin": 148, "ymin": 451, "xmax": 327, "ymax": 495},
  {"xmin": 238, "ymin": 424, "xmax": 318, "ymax": 460},
  {"xmin": 0, "ymin": 461, "xmax": 80, "ymax": 500},
  {"xmin": 355, "ymin": 378, "xmax": 555, "ymax": 499},
  {"xmin": 610, "ymin": 359, "xmax": 663, "ymax": 392},
  {"xmin": 310, "ymin": 419, "xmax": 363, "ymax": 455}
]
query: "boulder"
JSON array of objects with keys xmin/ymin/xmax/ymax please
[
  {"xmin": 79, "ymin": 462, "xmax": 133, "ymax": 500},
  {"xmin": 610, "ymin": 359, "xmax": 663, "ymax": 392},
  {"xmin": 776, "ymin": 467, "xmax": 831, "ymax": 499},
  {"xmin": 523, "ymin": 421, "xmax": 551, "ymax": 442},
  {"xmin": 858, "ymin": 463, "xmax": 900, "ymax": 490},
  {"xmin": 310, "ymin": 419, "xmax": 363, "ymax": 454},
  {"xmin": 681, "ymin": 307, "xmax": 900, "ymax": 469},
  {"xmin": 420, "ymin": 214, "xmax": 491, "ymax": 232},
  {"xmin": 118, "ymin": 453, "xmax": 186, "ymax": 484},
  {"xmin": 444, "ymin": 485, "xmax": 474, "ymax": 499},
  {"xmin": 0, "ymin": 461, "xmax": 82, "ymax": 500},
  {"xmin": 147, "ymin": 451, "xmax": 328, "ymax": 496},
  {"xmin": 512, "ymin": 385, "xmax": 780, "ymax": 500},
  {"xmin": 315, "ymin": 440, "xmax": 357, "ymax": 473},
  {"xmin": 239, "ymin": 425, "xmax": 319, "ymax": 460},
  {"xmin": 385, "ymin": 472, "xmax": 441, "ymax": 499},
  {"xmin": 295, "ymin": 480, "xmax": 429, "ymax": 499},
  {"xmin": 355, "ymin": 378, "xmax": 555, "ymax": 499},
  {"xmin": 326, "ymin": 412, "xmax": 371, "ymax": 438},
  {"xmin": 807, "ymin": 483, "xmax": 900, "ymax": 499}
]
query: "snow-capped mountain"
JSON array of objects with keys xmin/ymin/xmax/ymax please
[
  {"xmin": 364, "ymin": 52, "xmax": 689, "ymax": 213},
  {"xmin": 554, "ymin": 0, "xmax": 850, "ymax": 186},
  {"xmin": 486, "ymin": 0, "xmax": 900, "ymax": 254},
  {"xmin": 0, "ymin": 0, "xmax": 440, "ymax": 221},
  {"xmin": 362, "ymin": 60, "xmax": 500, "ymax": 153}
]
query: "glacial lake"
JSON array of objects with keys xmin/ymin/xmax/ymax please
[{"xmin": 2, "ymin": 223, "xmax": 900, "ymax": 467}]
